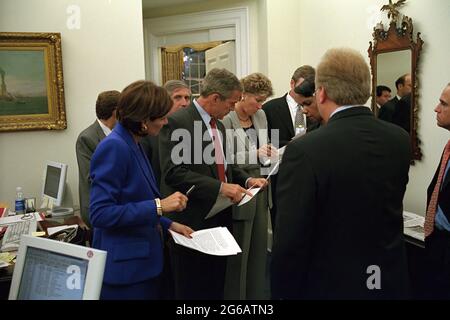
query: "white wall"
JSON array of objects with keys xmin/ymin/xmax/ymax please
[
  {"xmin": 297, "ymin": 0, "xmax": 450, "ymax": 215},
  {"xmin": 0, "ymin": 0, "xmax": 145, "ymax": 209},
  {"xmin": 143, "ymin": 0, "xmax": 261, "ymax": 73}
]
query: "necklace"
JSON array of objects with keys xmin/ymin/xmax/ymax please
[{"xmin": 236, "ymin": 113, "xmax": 250, "ymax": 122}]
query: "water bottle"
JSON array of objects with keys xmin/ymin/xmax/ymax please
[{"xmin": 15, "ymin": 186, "xmax": 25, "ymax": 215}]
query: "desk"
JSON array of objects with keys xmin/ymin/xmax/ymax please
[
  {"xmin": 402, "ymin": 211, "xmax": 427, "ymax": 299},
  {"xmin": 0, "ymin": 215, "xmax": 90, "ymax": 300}
]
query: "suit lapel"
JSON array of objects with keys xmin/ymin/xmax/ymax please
[{"xmin": 277, "ymin": 94, "xmax": 295, "ymax": 137}]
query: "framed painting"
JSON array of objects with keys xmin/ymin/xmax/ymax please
[{"xmin": 0, "ymin": 32, "xmax": 66, "ymax": 132}]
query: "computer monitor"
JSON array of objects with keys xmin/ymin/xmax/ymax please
[
  {"xmin": 42, "ymin": 160, "xmax": 68, "ymax": 207},
  {"xmin": 8, "ymin": 235, "xmax": 106, "ymax": 300},
  {"xmin": 41, "ymin": 160, "xmax": 73, "ymax": 217}
]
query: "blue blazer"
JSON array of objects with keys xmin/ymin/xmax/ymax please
[{"xmin": 90, "ymin": 123, "xmax": 172, "ymax": 285}]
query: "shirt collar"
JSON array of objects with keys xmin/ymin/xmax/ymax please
[
  {"xmin": 193, "ymin": 99, "xmax": 212, "ymax": 126},
  {"xmin": 329, "ymin": 105, "xmax": 358, "ymax": 119},
  {"xmin": 97, "ymin": 119, "xmax": 112, "ymax": 136},
  {"xmin": 286, "ymin": 92, "xmax": 298, "ymax": 110}
]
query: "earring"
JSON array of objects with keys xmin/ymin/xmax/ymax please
[{"xmin": 142, "ymin": 124, "xmax": 148, "ymax": 131}]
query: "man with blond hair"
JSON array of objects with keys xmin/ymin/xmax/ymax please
[{"xmin": 272, "ymin": 48, "xmax": 411, "ymax": 299}]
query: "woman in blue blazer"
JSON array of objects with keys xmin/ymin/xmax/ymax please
[{"xmin": 89, "ymin": 80, "xmax": 193, "ymax": 300}]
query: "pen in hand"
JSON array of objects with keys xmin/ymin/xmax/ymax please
[{"xmin": 186, "ymin": 185, "xmax": 195, "ymax": 196}]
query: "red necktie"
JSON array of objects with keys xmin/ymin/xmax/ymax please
[
  {"xmin": 209, "ymin": 118, "xmax": 226, "ymax": 183},
  {"xmin": 424, "ymin": 140, "xmax": 450, "ymax": 237}
]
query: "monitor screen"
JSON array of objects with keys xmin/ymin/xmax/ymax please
[
  {"xmin": 9, "ymin": 235, "xmax": 106, "ymax": 300},
  {"xmin": 42, "ymin": 161, "xmax": 68, "ymax": 207}
]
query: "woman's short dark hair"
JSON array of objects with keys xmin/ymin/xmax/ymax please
[{"xmin": 117, "ymin": 80, "xmax": 172, "ymax": 136}]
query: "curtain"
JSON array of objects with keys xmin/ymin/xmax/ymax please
[{"xmin": 160, "ymin": 41, "xmax": 224, "ymax": 84}]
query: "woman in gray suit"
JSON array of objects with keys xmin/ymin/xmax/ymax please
[{"xmin": 222, "ymin": 73, "xmax": 275, "ymax": 299}]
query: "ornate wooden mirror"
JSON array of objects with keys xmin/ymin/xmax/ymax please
[{"xmin": 368, "ymin": 0, "xmax": 423, "ymax": 162}]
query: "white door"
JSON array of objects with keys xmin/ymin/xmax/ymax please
[{"xmin": 205, "ymin": 41, "xmax": 236, "ymax": 74}]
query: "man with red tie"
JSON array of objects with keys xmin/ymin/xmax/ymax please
[
  {"xmin": 159, "ymin": 68, "xmax": 267, "ymax": 299},
  {"xmin": 424, "ymin": 83, "xmax": 450, "ymax": 299}
]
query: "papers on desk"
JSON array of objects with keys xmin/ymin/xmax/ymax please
[
  {"xmin": 170, "ymin": 227, "xmax": 241, "ymax": 256},
  {"xmin": 0, "ymin": 212, "xmax": 44, "ymax": 226},
  {"xmin": 403, "ymin": 211, "xmax": 425, "ymax": 242},
  {"xmin": 47, "ymin": 224, "xmax": 78, "ymax": 236},
  {"xmin": 0, "ymin": 252, "xmax": 15, "ymax": 269}
]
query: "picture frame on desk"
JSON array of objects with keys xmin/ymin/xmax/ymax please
[{"xmin": 0, "ymin": 32, "xmax": 66, "ymax": 132}]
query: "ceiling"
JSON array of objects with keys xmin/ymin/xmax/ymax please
[{"xmin": 142, "ymin": 0, "xmax": 206, "ymax": 10}]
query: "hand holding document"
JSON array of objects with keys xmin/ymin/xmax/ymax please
[
  {"xmin": 170, "ymin": 227, "xmax": 241, "ymax": 256},
  {"xmin": 238, "ymin": 187, "xmax": 261, "ymax": 206}
]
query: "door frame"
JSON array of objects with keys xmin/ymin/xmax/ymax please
[{"xmin": 143, "ymin": 7, "xmax": 249, "ymax": 83}]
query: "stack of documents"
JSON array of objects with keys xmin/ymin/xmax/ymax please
[
  {"xmin": 403, "ymin": 211, "xmax": 425, "ymax": 241},
  {"xmin": 170, "ymin": 227, "xmax": 241, "ymax": 256}
]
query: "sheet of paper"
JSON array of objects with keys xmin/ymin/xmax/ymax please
[
  {"xmin": 238, "ymin": 187, "xmax": 261, "ymax": 206},
  {"xmin": 265, "ymin": 160, "xmax": 281, "ymax": 181},
  {"xmin": 403, "ymin": 211, "xmax": 425, "ymax": 242},
  {"xmin": 47, "ymin": 224, "xmax": 78, "ymax": 236},
  {"xmin": 204, "ymin": 194, "xmax": 233, "ymax": 219},
  {"xmin": 0, "ymin": 212, "xmax": 44, "ymax": 226},
  {"xmin": 170, "ymin": 227, "xmax": 241, "ymax": 256}
]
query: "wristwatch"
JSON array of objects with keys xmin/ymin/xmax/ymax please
[{"xmin": 155, "ymin": 198, "xmax": 163, "ymax": 216}]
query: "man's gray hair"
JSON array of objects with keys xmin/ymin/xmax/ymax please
[
  {"xmin": 200, "ymin": 68, "xmax": 242, "ymax": 99},
  {"xmin": 163, "ymin": 80, "xmax": 190, "ymax": 96}
]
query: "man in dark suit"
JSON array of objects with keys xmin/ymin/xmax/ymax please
[
  {"xmin": 271, "ymin": 48, "xmax": 411, "ymax": 299},
  {"xmin": 423, "ymin": 83, "xmax": 450, "ymax": 299},
  {"xmin": 262, "ymin": 65, "xmax": 318, "ymax": 230},
  {"xmin": 141, "ymin": 80, "xmax": 191, "ymax": 187},
  {"xmin": 159, "ymin": 68, "xmax": 267, "ymax": 299},
  {"xmin": 75, "ymin": 90, "xmax": 120, "ymax": 227},
  {"xmin": 378, "ymin": 73, "xmax": 411, "ymax": 122},
  {"xmin": 392, "ymin": 93, "xmax": 411, "ymax": 134}
]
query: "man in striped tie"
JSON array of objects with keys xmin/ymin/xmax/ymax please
[{"xmin": 424, "ymin": 83, "xmax": 450, "ymax": 299}]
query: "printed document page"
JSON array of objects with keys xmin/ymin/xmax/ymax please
[{"xmin": 170, "ymin": 227, "xmax": 241, "ymax": 256}]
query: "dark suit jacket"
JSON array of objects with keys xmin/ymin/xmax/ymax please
[
  {"xmin": 378, "ymin": 96, "xmax": 399, "ymax": 123},
  {"xmin": 90, "ymin": 123, "xmax": 171, "ymax": 290},
  {"xmin": 392, "ymin": 94, "xmax": 411, "ymax": 134},
  {"xmin": 159, "ymin": 103, "xmax": 250, "ymax": 231},
  {"xmin": 263, "ymin": 93, "xmax": 317, "ymax": 148},
  {"xmin": 427, "ymin": 149, "xmax": 450, "ymax": 222},
  {"xmin": 272, "ymin": 107, "xmax": 411, "ymax": 299},
  {"xmin": 141, "ymin": 135, "xmax": 161, "ymax": 188},
  {"xmin": 75, "ymin": 120, "xmax": 106, "ymax": 226}
]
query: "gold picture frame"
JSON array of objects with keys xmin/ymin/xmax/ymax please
[{"xmin": 0, "ymin": 32, "xmax": 66, "ymax": 132}]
